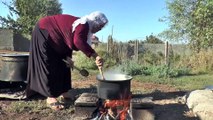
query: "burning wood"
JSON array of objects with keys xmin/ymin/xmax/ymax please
[
  {"xmin": 74, "ymin": 93, "xmax": 155, "ymax": 120},
  {"xmin": 91, "ymin": 96, "xmax": 133, "ymax": 120}
]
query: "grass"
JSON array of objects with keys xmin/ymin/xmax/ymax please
[
  {"xmin": 171, "ymin": 74, "xmax": 213, "ymax": 90},
  {"xmin": 7, "ymin": 100, "xmax": 46, "ymax": 113},
  {"xmin": 6, "ymin": 99, "xmax": 75, "ymax": 117},
  {"xmin": 133, "ymin": 73, "xmax": 213, "ymax": 91}
]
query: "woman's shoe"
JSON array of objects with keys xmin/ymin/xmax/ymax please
[
  {"xmin": 61, "ymin": 89, "xmax": 78, "ymax": 101},
  {"xmin": 46, "ymin": 97, "xmax": 64, "ymax": 110}
]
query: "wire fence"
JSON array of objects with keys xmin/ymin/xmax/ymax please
[{"xmin": 106, "ymin": 39, "xmax": 190, "ymax": 65}]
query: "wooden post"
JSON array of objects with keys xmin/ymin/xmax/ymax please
[
  {"xmin": 165, "ymin": 41, "xmax": 169, "ymax": 65},
  {"xmin": 107, "ymin": 39, "xmax": 109, "ymax": 53},
  {"xmin": 134, "ymin": 40, "xmax": 139, "ymax": 62},
  {"xmin": 137, "ymin": 40, "xmax": 139, "ymax": 62}
]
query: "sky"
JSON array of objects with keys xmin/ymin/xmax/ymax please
[{"xmin": 0, "ymin": 0, "xmax": 169, "ymax": 42}]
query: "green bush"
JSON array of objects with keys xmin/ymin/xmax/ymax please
[
  {"xmin": 155, "ymin": 65, "xmax": 191, "ymax": 78},
  {"xmin": 73, "ymin": 45, "xmax": 117, "ymax": 70},
  {"xmin": 117, "ymin": 60, "xmax": 191, "ymax": 78},
  {"xmin": 116, "ymin": 60, "xmax": 143, "ymax": 76},
  {"xmin": 138, "ymin": 50, "xmax": 164, "ymax": 65},
  {"xmin": 74, "ymin": 52, "xmax": 97, "ymax": 70},
  {"xmin": 96, "ymin": 49, "xmax": 117, "ymax": 68}
]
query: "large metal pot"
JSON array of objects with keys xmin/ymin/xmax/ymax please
[
  {"xmin": 96, "ymin": 74, "xmax": 132, "ymax": 100},
  {"xmin": 0, "ymin": 53, "xmax": 29, "ymax": 82}
]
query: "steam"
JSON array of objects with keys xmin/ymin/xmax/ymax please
[{"xmin": 98, "ymin": 67, "xmax": 132, "ymax": 81}]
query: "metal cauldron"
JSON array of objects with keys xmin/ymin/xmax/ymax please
[
  {"xmin": 96, "ymin": 74, "xmax": 132, "ymax": 100},
  {"xmin": 0, "ymin": 53, "xmax": 29, "ymax": 82}
]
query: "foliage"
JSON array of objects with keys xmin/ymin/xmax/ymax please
[
  {"xmin": 190, "ymin": 0, "xmax": 213, "ymax": 51},
  {"xmin": 74, "ymin": 52, "xmax": 97, "ymax": 70},
  {"xmin": 96, "ymin": 47, "xmax": 117, "ymax": 68},
  {"xmin": 167, "ymin": 45, "xmax": 181, "ymax": 64},
  {"xmin": 144, "ymin": 34, "xmax": 164, "ymax": 44},
  {"xmin": 154, "ymin": 65, "xmax": 191, "ymax": 78},
  {"xmin": 117, "ymin": 59, "xmax": 190, "ymax": 78},
  {"xmin": 176, "ymin": 49, "xmax": 213, "ymax": 74},
  {"xmin": 116, "ymin": 60, "xmax": 146, "ymax": 76},
  {"xmin": 0, "ymin": 0, "xmax": 62, "ymax": 35},
  {"xmin": 138, "ymin": 50, "xmax": 164, "ymax": 65},
  {"xmin": 74, "ymin": 44, "xmax": 117, "ymax": 70},
  {"xmin": 159, "ymin": 0, "xmax": 213, "ymax": 52},
  {"xmin": 7, "ymin": 100, "xmax": 46, "ymax": 113}
]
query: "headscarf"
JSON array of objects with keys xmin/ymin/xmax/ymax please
[{"xmin": 72, "ymin": 11, "xmax": 108, "ymax": 45}]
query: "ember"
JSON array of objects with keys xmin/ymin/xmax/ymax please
[
  {"xmin": 91, "ymin": 96, "xmax": 133, "ymax": 120},
  {"xmin": 74, "ymin": 93, "xmax": 155, "ymax": 120}
]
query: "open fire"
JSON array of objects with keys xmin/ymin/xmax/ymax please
[
  {"xmin": 74, "ymin": 92, "xmax": 155, "ymax": 120},
  {"xmin": 90, "ymin": 95, "xmax": 133, "ymax": 120}
]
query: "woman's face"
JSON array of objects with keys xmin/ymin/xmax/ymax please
[{"xmin": 91, "ymin": 23, "xmax": 105, "ymax": 33}]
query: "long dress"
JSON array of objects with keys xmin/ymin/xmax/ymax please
[{"xmin": 26, "ymin": 14, "xmax": 96, "ymax": 98}]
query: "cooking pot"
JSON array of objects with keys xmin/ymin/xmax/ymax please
[
  {"xmin": 0, "ymin": 53, "xmax": 29, "ymax": 82},
  {"xmin": 96, "ymin": 74, "xmax": 132, "ymax": 100}
]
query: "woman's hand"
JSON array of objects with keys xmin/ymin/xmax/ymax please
[
  {"xmin": 95, "ymin": 56, "xmax": 104, "ymax": 68},
  {"xmin": 91, "ymin": 53, "xmax": 104, "ymax": 68}
]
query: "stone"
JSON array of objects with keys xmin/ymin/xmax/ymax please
[
  {"xmin": 74, "ymin": 93, "xmax": 99, "ymax": 118},
  {"xmin": 186, "ymin": 89, "xmax": 213, "ymax": 120}
]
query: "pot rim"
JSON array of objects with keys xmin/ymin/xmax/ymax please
[
  {"xmin": 0, "ymin": 53, "xmax": 29, "ymax": 57},
  {"xmin": 96, "ymin": 73, "xmax": 132, "ymax": 81}
]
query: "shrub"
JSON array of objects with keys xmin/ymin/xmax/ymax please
[
  {"xmin": 73, "ymin": 44, "xmax": 117, "ymax": 70},
  {"xmin": 117, "ymin": 60, "xmax": 191, "ymax": 78},
  {"xmin": 96, "ymin": 48, "xmax": 117, "ymax": 68},
  {"xmin": 73, "ymin": 52, "xmax": 97, "ymax": 70},
  {"xmin": 156, "ymin": 65, "xmax": 191, "ymax": 78},
  {"xmin": 138, "ymin": 50, "xmax": 164, "ymax": 66},
  {"xmin": 177, "ymin": 49, "xmax": 213, "ymax": 74}
]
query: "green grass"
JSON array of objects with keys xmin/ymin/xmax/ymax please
[
  {"xmin": 133, "ymin": 73, "xmax": 213, "ymax": 91},
  {"xmin": 171, "ymin": 74, "xmax": 213, "ymax": 90},
  {"xmin": 7, "ymin": 99, "xmax": 75, "ymax": 117}
]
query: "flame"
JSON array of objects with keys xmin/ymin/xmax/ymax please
[
  {"xmin": 104, "ymin": 99, "xmax": 130, "ymax": 108},
  {"xmin": 103, "ymin": 97, "xmax": 131, "ymax": 120},
  {"xmin": 95, "ymin": 93, "xmax": 132, "ymax": 120}
]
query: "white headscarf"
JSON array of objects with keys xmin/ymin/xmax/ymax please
[{"xmin": 72, "ymin": 11, "xmax": 108, "ymax": 45}]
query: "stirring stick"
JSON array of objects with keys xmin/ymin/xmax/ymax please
[{"xmin": 99, "ymin": 67, "xmax": 105, "ymax": 80}]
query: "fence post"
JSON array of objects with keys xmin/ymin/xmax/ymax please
[
  {"xmin": 107, "ymin": 39, "xmax": 109, "ymax": 54},
  {"xmin": 134, "ymin": 40, "xmax": 139, "ymax": 62},
  {"xmin": 165, "ymin": 41, "xmax": 169, "ymax": 65}
]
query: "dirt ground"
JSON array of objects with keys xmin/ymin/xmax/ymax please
[{"xmin": 0, "ymin": 75, "xmax": 199, "ymax": 120}]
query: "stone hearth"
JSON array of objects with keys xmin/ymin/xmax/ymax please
[{"xmin": 74, "ymin": 93, "xmax": 155, "ymax": 120}]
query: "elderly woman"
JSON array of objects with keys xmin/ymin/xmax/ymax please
[{"xmin": 26, "ymin": 11, "xmax": 108, "ymax": 110}]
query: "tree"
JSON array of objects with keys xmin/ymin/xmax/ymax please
[
  {"xmin": 159, "ymin": 0, "xmax": 213, "ymax": 52},
  {"xmin": 144, "ymin": 34, "xmax": 164, "ymax": 44},
  {"xmin": 190, "ymin": 0, "xmax": 213, "ymax": 51},
  {"xmin": 0, "ymin": 0, "xmax": 62, "ymax": 36}
]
